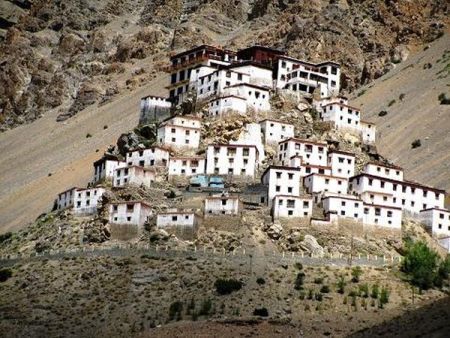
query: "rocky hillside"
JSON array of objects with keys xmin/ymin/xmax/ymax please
[
  {"xmin": 353, "ymin": 33, "xmax": 450, "ymax": 191},
  {"xmin": 0, "ymin": 0, "xmax": 448, "ymax": 131}
]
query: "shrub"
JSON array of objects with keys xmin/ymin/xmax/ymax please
[
  {"xmin": 103, "ymin": 125, "xmax": 108, "ymax": 129},
  {"xmin": 0, "ymin": 232, "xmax": 12, "ymax": 244},
  {"xmin": 214, "ymin": 278, "xmax": 242, "ymax": 295},
  {"xmin": 253, "ymin": 308, "xmax": 269, "ymax": 317},
  {"xmin": 198, "ymin": 298, "xmax": 212, "ymax": 316},
  {"xmin": 315, "ymin": 293, "xmax": 323, "ymax": 301},
  {"xmin": 307, "ymin": 289, "xmax": 314, "ymax": 300},
  {"xmin": 0, "ymin": 268, "xmax": 12, "ymax": 282},
  {"xmin": 402, "ymin": 241, "xmax": 439, "ymax": 290},
  {"xmin": 379, "ymin": 287, "xmax": 389, "ymax": 308},
  {"xmin": 168, "ymin": 301, "xmax": 183, "ymax": 321},
  {"xmin": 320, "ymin": 285, "xmax": 330, "ymax": 293},
  {"xmin": 411, "ymin": 139, "xmax": 421, "ymax": 149},
  {"xmin": 423, "ymin": 62, "xmax": 432, "ymax": 69},
  {"xmin": 314, "ymin": 277, "xmax": 323, "ymax": 284},
  {"xmin": 359, "ymin": 283, "xmax": 369, "ymax": 298},
  {"xmin": 337, "ymin": 275, "xmax": 346, "ymax": 294},
  {"xmin": 294, "ymin": 262, "xmax": 303, "ymax": 270},
  {"xmin": 86, "ymin": 133, "xmax": 92, "ymax": 138},
  {"xmin": 371, "ymin": 284, "xmax": 380, "ymax": 299},
  {"xmin": 438, "ymin": 93, "xmax": 450, "ymax": 105},
  {"xmin": 399, "ymin": 93, "xmax": 406, "ymax": 101},
  {"xmin": 351, "ymin": 266, "xmax": 363, "ymax": 283},
  {"xmin": 256, "ymin": 277, "xmax": 266, "ymax": 285},
  {"xmin": 388, "ymin": 99, "xmax": 396, "ymax": 107},
  {"xmin": 378, "ymin": 110, "xmax": 388, "ymax": 117},
  {"xmin": 294, "ymin": 272, "xmax": 305, "ymax": 290}
]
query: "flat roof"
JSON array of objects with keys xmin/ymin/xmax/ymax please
[
  {"xmin": 322, "ymin": 195, "xmax": 362, "ymax": 202},
  {"xmin": 362, "ymin": 203, "xmax": 402, "ymax": 211},
  {"xmin": 279, "ymin": 137, "xmax": 327, "ymax": 147},
  {"xmin": 328, "ymin": 149, "xmax": 356, "ymax": 157},
  {"xmin": 208, "ymin": 143, "xmax": 259, "ymax": 153},
  {"xmin": 420, "ymin": 207, "xmax": 450, "ymax": 213},
  {"xmin": 322, "ymin": 102, "xmax": 361, "ymax": 111},
  {"xmin": 224, "ymin": 82, "xmax": 271, "ymax": 91},
  {"xmin": 110, "ymin": 200, "xmax": 152, "ymax": 208},
  {"xmin": 162, "ymin": 114, "xmax": 202, "ymax": 122},
  {"xmin": 127, "ymin": 145, "xmax": 169, "ymax": 153},
  {"xmin": 366, "ymin": 161, "xmax": 403, "ymax": 171},
  {"xmin": 208, "ymin": 95, "xmax": 246, "ymax": 103},
  {"xmin": 304, "ymin": 173, "xmax": 348, "ymax": 180},
  {"xmin": 170, "ymin": 45, "xmax": 233, "ymax": 60},
  {"xmin": 170, "ymin": 156, "xmax": 205, "ymax": 160},
  {"xmin": 261, "ymin": 165, "xmax": 302, "ymax": 179},
  {"xmin": 259, "ymin": 118, "xmax": 293, "ymax": 126},
  {"xmin": 350, "ymin": 173, "xmax": 446, "ymax": 194},
  {"xmin": 274, "ymin": 194, "xmax": 313, "ymax": 200},
  {"xmin": 159, "ymin": 123, "xmax": 201, "ymax": 131}
]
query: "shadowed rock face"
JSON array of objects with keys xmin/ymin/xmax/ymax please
[{"xmin": 0, "ymin": 0, "xmax": 448, "ymax": 131}]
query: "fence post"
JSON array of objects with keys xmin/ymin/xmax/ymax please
[
  {"xmin": 213, "ymin": 248, "xmax": 216, "ymax": 254},
  {"xmin": 223, "ymin": 248, "xmax": 225, "ymax": 255},
  {"xmin": 156, "ymin": 244, "xmax": 159, "ymax": 252},
  {"xmin": 301, "ymin": 252, "xmax": 304, "ymax": 258},
  {"xmin": 194, "ymin": 246, "xmax": 197, "ymax": 252},
  {"xmin": 291, "ymin": 252, "xmax": 294, "ymax": 258},
  {"xmin": 375, "ymin": 255, "xmax": 378, "ymax": 261},
  {"xmin": 243, "ymin": 248, "xmax": 246, "ymax": 255},
  {"xmin": 282, "ymin": 251, "xmax": 285, "ymax": 258}
]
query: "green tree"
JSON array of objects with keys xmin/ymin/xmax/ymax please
[
  {"xmin": 379, "ymin": 287, "xmax": 389, "ymax": 309},
  {"xmin": 337, "ymin": 275, "xmax": 346, "ymax": 294},
  {"xmin": 402, "ymin": 241, "xmax": 439, "ymax": 290}
]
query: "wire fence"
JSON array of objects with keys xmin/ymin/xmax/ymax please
[{"xmin": 0, "ymin": 243, "xmax": 403, "ymax": 268}]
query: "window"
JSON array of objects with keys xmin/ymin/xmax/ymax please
[
  {"xmin": 238, "ymin": 74, "xmax": 242, "ymax": 80},
  {"xmin": 381, "ymin": 182, "xmax": 385, "ymax": 188},
  {"xmin": 127, "ymin": 204, "xmax": 134, "ymax": 212},
  {"xmin": 440, "ymin": 213, "xmax": 444, "ymax": 219},
  {"xmin": 139, "ymin": 160, "xmax": 145, "ymax": 166},
  {"xmin": 369, "ymin": 179, "xmax": 373, "ymax": 186},
  {"xmin": 113, "ymin": 217, "xmax": 118, "ymax": 221},
  {"xmin": 86, "ymin": 200, "xmax": 90, "ymax": 206},
  {"xmin": 340, "ymin": 210, "xmax": 345, "ymax": 216},
  {"xmin": 288, "ymin": 173, "xmax": 294, "ymax": 180},
  {"xmin": 303, "ymin": 201, "xmax": 309, "ymax": 208},
  {"xmin": 172, "ymin": 216, "xmax": 178, "ymax": 221},
  {"xmin": 276, "ymin": 185, "xmax": 281, "ymax": 192},
  {"xmin": 364, "ymin": 208, "xmax": 369, "ymax": 214},
  {"xmin": 276, "ymin": 172, "xmax": 282, "ymax": 179},
  {"xmin": 287, "ymin": 199, "xmax": 295, "ymax": 208},
  {"xmin": 341, "ymin": 201, "xmax": 346, "ymax": 206},
  {"xmin": 387, "ymin": 211, "xmax": 393, "ymax": 218},
  {"xmin": 338, "ymin": 157, "xmax": 344, "ymax": 163},
  {"xmin": 288, "ymin": 210, "xmax": 293, "ymax": 216},
  {"xmin": 278, "ymin": 199, "xmax": 283, "ymax": 206},
  {"xmin": 375, "ymin": 208, "xmax": 381, "ymax": 216},
  {"xmin": 221, "ymin": 199, "xmax": 227, "ymax": 205},
  {"xmin": 127, "ymin": 216, "xmax": 131, "ymax": 222},
  {"xmin": 287, "ymin": 187, "xmax": 293, "ymax": 193},
  {"xmin": 325, "ymin": 178, "xmax": 330, "ymax": 185}
]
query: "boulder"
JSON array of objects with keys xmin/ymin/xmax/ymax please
[
  {"xmin": 266, "ymin": 222, "xmax": 283, "ymax": 240},
  {"xmin": 300, "ymin": 235, "xmax": 324, "ymax": 257}
]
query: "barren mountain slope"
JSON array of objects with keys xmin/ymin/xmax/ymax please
[
  {"xmin": 1, "ymin": 0, "xmax": 448, "ymax": 130},
  {"xmin": 352, "ymin": 33, "xmax": 450, "ymax": 191},
  {"xmin": 0, "ymin": 73, "xmax": 166, "ymax": 233}
]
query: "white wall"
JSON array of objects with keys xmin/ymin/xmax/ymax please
[
  {"xmin": 157, "ymin": 212, "xmax": 197, "ymax": 228},
  {"xmin": 420, "ymin": 208, "xmax": 450, "ymax": 237},
  {"xmin": 360, "ymin": 191, "xmax": 395, "ymax": 207},
  {"xmin": 168, "ymin": 157, "xmax": 205, "ymax": 176},
  {"xmin": 349, "ymin": 174, "xmax": 445, "ymax": 214},
  {"xmin": 328, "ymin": 152, "xmax": 355, "ymax": 178},
  {"xmin": 73, "ymin": 187, "xmax": 106, "ymax": 215},
  {"xmin": 272, "ymin": 196, "xmax": 312, "ymax": 219},
  {"xmin": 278, "ymin": 138, "xmax": 328, "ymax": 166},
  {"xmin": 259, "ymin": 120, "xmax": 295, "ymax": 144},
  {"xmin": 224, "ymin": 84, "xmax": 271, "ymax": 112},
  {"xmin": 322, "ymin": 195, "xmax": 363, "ymax": 221},
  {"xmin": 93, "ymin": 159, "xmax": 126, "ymax": 182},
  {"xmin": 207, "ymin": 96, "xmax": 247, "ymax": 117},
  {"xmin": 321, "ymin": 103, "xmax": 361, "ymax": 129},
  {"xmin": 262, "ymin": 166, "xmax": 302, "ymax": 207},
  {"xmin": 126, "ymin": 147, "xmax": 169, "ymax": 167},
  {"xmin": 361, "ymin": 122, "xmax": 376, "ymax": 144},
  {"xmin": 157, "ymin": 124, "xmax": 201, "ymax": 149},
  {"xmin": 113, "ymin": 166, "xmax": 155, "ymax": 188},
  {"xmin": 304, "ymin": 174, "xmax": 348, "ymax": 195},
  {"xmin": 204, "ymin": 197, "xmax": 240, "ymax": 216},
  {"xmin": 56, "ymin": 188, "xmax": 76, "ymax": 210},
  {"xmin": 364, "ymin": 163, "xmax": 404, "ymax": 181},
  {"xmin": 109, "ymin": 202, "xmax": 152, "ymax": 226},
  {"xmin": 206, "ymin": 144, "xmax": 258, "ymax": 177},
  {"xmin": 362, "ymin": 204, "xmax": 402, "ymax": 229}
]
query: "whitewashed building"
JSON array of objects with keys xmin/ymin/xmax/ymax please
[
  {"xmin": 320, "ymin": 102, "xmax": 361, "ymax": 130},
  {"xmin": 109, "ymin": 201, "xmax": 152, "ymax": 226},
  {"xmin": 322, "ymin": 195, "xmax": 364, "ymax": 221},
  {"xmin": 55, "ymin": 187, "xmax": 77, "ymax": 210},
  {"xmin": 419, "ymin": 208, "xmax": 450, "ymax": 237},
  {"xmin": 312, "ymin": 96, "xmax": 348, "ymax": 111},
  {"xmin": 204, "ymin": 195, "xmax": 240, "ymax": 216},
  {"xmin": 261, "ymin": 166, "xmax": 302, "ymax": 207},
  {"xmin": 168, "ymin": 156, "xmax": 206, "ymax": 176},
  {"xmin": 223, "ymin": 83, "xmax": 271, "ymax": 112},
  {"xmin": 93, "ymin": 157, "xmax": 127, "ymax": 183},
  {"xmin": 274, "ymin": 56, "xmax": 341, "ymax": 98},
  {"xmin": 362, "ymin": 203, "xmax": 402, "ymax": 229},
  {"xmin": 304, "ymin": 174, "xmax": 348, "ymax": 195},
  {"xmin": 278, "ymin": 138, "xmax": 328, "ymax": 166},
  {"xmin": 207, "ymin": 95, "xmax": 247, "ymax": 117},
  {"xmin": 206, "ymin": 144, "xmax": 259, "ymax": 177},
  {"xmin": 360, "ymin": 191, "xmax": 395, "ymax": 207},
  {"xmin": 438, "ymin": 237, "xmax": 450, "ymax": 252},
  {"xmin": 300, "ymin": 164, "xmax": 332, "ymax": 177},
  {"xmin": 272, "ymin": 195, "xmax": 313, "ymax": 219},
  {"xmin": 113, "ymin": 166, "xmax": 156, "ymax": 188},
  {"xmin": 259, "ymin": 119, "xmax": 295, "ymax": 144},
  {"xmin": 126, "ymin": 146, "xmax": 169, "ymax": 168},
  {"xmin": 364, "ymin": 162, "xmax": 404, "ymax": 181},
  {"xmin": 361, "ymin": 120, "xmax": 376, "ymax": 144},
  {"xmin": 349, "ymin": 174, "xmax": 445, "ymax": 214},
  {"xmin": 156, "ymin": 210, "xmax": 200, "ymax": 229},
  {"xmin": 157, "ymin": 115, "xmax": 201, "ymax": 149},
  {"xmin": 73, "ymin": 187, "xmax": 106, "ymax": 215},
  {"xmin": 328, "ymin": 150, "xmax": 356, "ymax": 178},
  {"xmin": 140, "ymin": 95, "xmax": 172, "ymax": 123}
]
